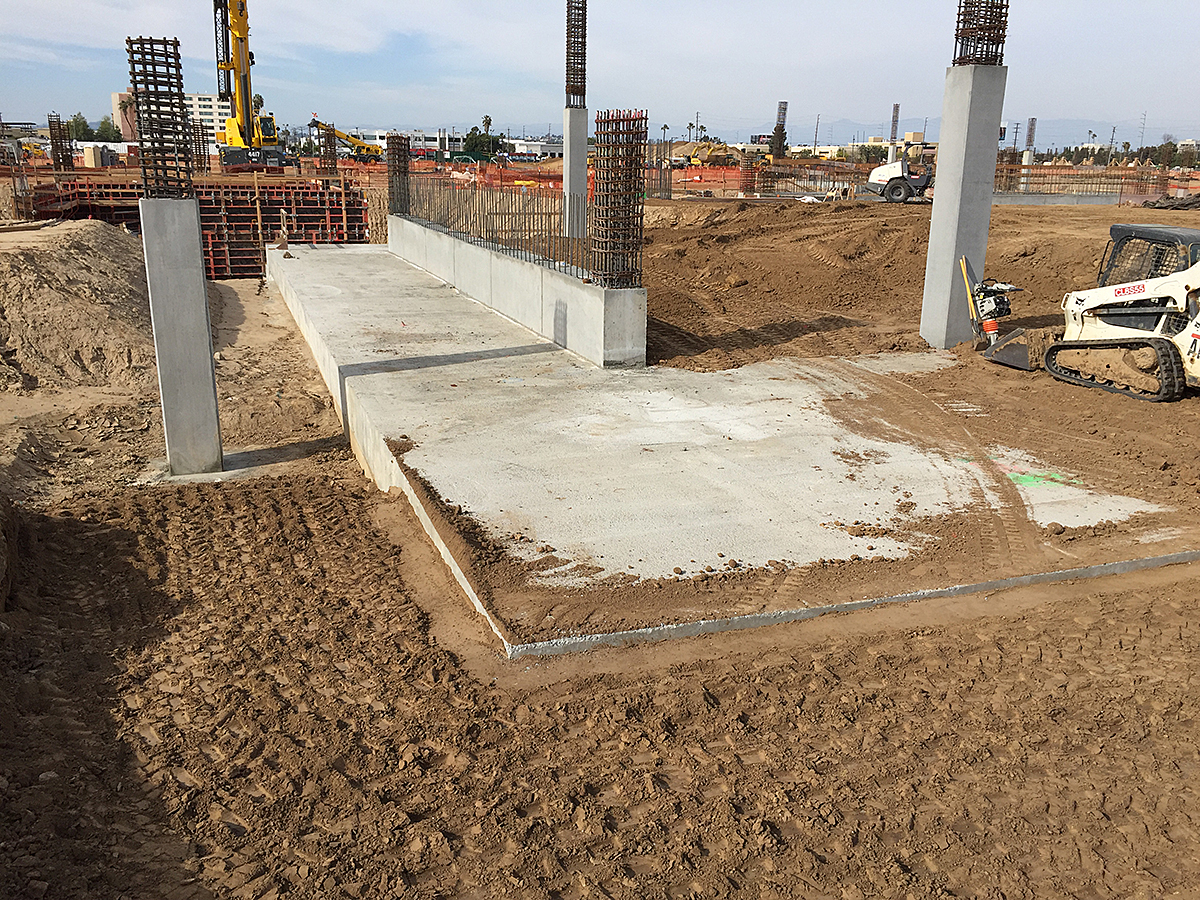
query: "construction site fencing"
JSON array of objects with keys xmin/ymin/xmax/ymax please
[
  {"xmin": 402, "ymin": 175, "xmax": 590, "ymax": 280},
  {"xmin": 993, "ymin": 165, "xmax": 1171, "ymax": 200},
  {"xmin": 756, "ymin": 163, "xmax": 871, "ymax": 198}
]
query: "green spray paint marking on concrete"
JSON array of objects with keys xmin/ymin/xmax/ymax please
[{"xmin": 1008, "ymin": 472, "xmax": 1081, "ymax": 487}]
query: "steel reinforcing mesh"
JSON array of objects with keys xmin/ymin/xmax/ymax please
[
  {"xmin": 591, "ymin": 110, "xmax": 647, "ymax": 289},
  {"xmin": 566, "ymin": 0, "xmax": 587, "ymax": 109},
  {"xmin": 126, "ymin": 37, "xmax": 194, "ymax": 198},
  {"xmin": 953, "ymin": 0, "xmax": 1009, "ymax": 66},
  {"xmin": 387, "ymin": 134, "xmax": 411, "ymax": 215}
]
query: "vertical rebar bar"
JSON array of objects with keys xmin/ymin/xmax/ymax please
[{"xmin": 126, "ymin": 36, "xmax": 194, "ymax": 198}]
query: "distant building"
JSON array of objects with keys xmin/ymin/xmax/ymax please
[{"xmin": 184, "ymin": 94, "xmax": 233, "ymax": 144}]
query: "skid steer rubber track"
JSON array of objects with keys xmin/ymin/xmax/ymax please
[{"xmin": 1044, "ymin": 337, "xmax": 1186, "ymax": 402}]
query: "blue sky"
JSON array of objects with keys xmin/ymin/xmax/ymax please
[{"xmin": 2, "ymin": 1, "xmax": 1197, "ymax": 149}]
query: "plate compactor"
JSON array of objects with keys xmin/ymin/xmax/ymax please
[{"xmin": 968, "ymin": 224, "xmax": 1200, "ymax": 402}]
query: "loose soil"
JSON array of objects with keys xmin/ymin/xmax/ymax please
[{"xmin": 4, "ymin": 212, "xmax": 1200, "ymax": 899}]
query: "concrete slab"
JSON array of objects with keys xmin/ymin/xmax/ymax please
[{"xmin": 268, "ymin": 245, "xmax": 1176, "ymax": 594}]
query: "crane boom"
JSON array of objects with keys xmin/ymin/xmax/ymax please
[
  {"xmin": 308, "ymin": 118, "xmax": 384, "ymax": 161},
  {"xmin": 213, "ymin": 0, "xmax": 292, "ymax": 168}
]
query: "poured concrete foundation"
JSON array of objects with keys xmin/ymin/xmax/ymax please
[
  {"xmin": 140, "ymin": 198, "xmax": 222, "ymax": 475},
  {"xmin": 266, "ymin": 245, "xmax": 1193, "ymax": 655},
  {"xmin": 921, "ymin": 65, "xmax": 1008, "ymax": 349},
  {"xmin": 387, "ymin": 215, "xmax": 646, "ymax": 368}
]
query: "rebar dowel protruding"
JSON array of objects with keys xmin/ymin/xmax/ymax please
[
  {"xmin": 566, "ymin": 0, "xmax": 587, "ymax": 109},
  {"xmin": 126, "ymin": 36, "xmax": 194, "ymax": 198},
  {"xmin": 591, "ymin": 110, "xmax": 647, "ymax": 289},
  {"xmin": 953, "ymin": 0, "xmax": 1009, "ymax": 66}
]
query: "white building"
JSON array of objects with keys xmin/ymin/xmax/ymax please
[{"xmin": 184, "ymin": 94, "xmax": 233, "ymax": 143}]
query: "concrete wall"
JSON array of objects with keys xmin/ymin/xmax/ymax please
[
  {"xmin": 140, "ymin": 198, "xmax": 223, "ymax": 475},
  {"xmin": 921, "ymin": 65, "xmax": 1008, "ymax": 350},
  {"xmin": 992, "ymin": 193, "xmax": 1121, "ymax": 207},
  {"xmin": 387, "ymin": 215, "xmax": 646, "ymax": 368}
]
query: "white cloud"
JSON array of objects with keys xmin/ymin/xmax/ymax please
[{"xmin": 2, "ymin": 1, "xmax": 1198, "ymax": 137}]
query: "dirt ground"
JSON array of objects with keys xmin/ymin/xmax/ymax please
[{"xmin": 4, "ymin": 210, "xmax": 1200, "ymax": 899}]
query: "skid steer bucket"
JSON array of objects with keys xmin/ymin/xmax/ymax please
[{"xmin": 982, "ymin": 328, "xmax": 1033, "ymax": 371}]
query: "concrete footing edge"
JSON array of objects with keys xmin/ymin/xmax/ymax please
[
  {"xmin": 267, "ymin": 248, "xmax": 516, "ymax": 657},
  {"xmin": 503, "ymin": 550, "xmax": 1200, "ymax": 660}
]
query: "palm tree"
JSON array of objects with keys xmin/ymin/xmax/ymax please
[
  {"xmin": 482, "ymin": 115, "xmax": 492, "ymax": 137},
  {"xmin": 698, "ymin": 124, "xmax": 707, "ymax": 143},
  {"xmin": 686, "ymin": 123, "xmax": 694, "ymax": 144}
]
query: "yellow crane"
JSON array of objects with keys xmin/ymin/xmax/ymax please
[
  {"xmin": 213, "ymin": 0, "xmax": 293, "ymax": 168},
  {"xmin": 307, "ymin": 118, "xmax": 384, "ymax": 163}
]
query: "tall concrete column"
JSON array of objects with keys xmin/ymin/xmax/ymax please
[
  {"xmin": 140, "ymin": 198, "xmax": 223, "ymax": 475},
  {"xmin": 920, "ymin": 64, "xmax": 1008, "ymax": 349},
  {"xmin": 563, "ymin": 106, "xmax": 588, "ymax": 238},
  {"xmin": 564, "ymin": 0, "xmax": 588, "ymax": 238}
]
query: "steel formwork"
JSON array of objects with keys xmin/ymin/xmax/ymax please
[
  {"xmin": 566, "ymin": 0, "xmax": 587, "ymax": 109},
  {"xmin": 27, "ymin": 172, "xmax": 368, "ymax": 278},
  {"xmin": 953, "ymin": 0, "xmax": 1009, "ymax": 66},
  {"xmin": 126, "ymin": 36, "xmax": 194, "ymax": 198},
  {"xmin": 47, "ymin": 113, "xmax": 74, "ymax": 172},
  {"xmin": 591, "ymin": 110, "xmax": 647, "ymax": 289}
]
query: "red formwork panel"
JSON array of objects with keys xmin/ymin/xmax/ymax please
[{"xmin": 31, "ymin": 174, "xmax": 369, "ymax": 278}]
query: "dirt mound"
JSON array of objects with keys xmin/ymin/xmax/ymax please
[
  {"xmin": 0, "ymin": 221, "xmax": 155, "ymax": 391},
  {"xmin": 644, "ymin": 200, "xmax": 1200, "ymax": 371}
]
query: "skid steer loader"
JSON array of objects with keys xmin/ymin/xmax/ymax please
[{"xmin": 978, "ymin": 224, "xmax": 1200, "ymax": 402}]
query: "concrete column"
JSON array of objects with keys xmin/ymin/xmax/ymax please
[
  {"xmin": 1020, "ymin": 148, "xmax": 1033, "ymax": 193},
  {"xmin": 920, "ymin": 65, "xmax": 1008, "ymax": 350},
  {"xmin": 139, "ymin": 198, "xmax": 223, "ymax": 475},
  {"xmin": 887, "ymin": 144, "xmax": 898, "ymax": 164},
  {"xmin": 563, "ymin": 106, "xmax": 588, "ymax": 238}
]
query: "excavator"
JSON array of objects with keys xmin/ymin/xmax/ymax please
[
  {"xmin": 307, "ymin": 118, "xmax": 384, "ymax": 163},
  {"xmin": 975, "ymin": 224, "xmax": 1200, "ymax": 402},
  {"xmin": 213, "ymin": 0, "xmax": 295, "ymax": 169}
]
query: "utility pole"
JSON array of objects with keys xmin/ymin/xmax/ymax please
[
  {"xmin": 1011, "ymin": 122, "xmax": 1020, "ymax": 151},
  {"xmin": 1139, "ymin": 112, "xmax": 1147, "ymax": 149},
  {"xmin": 1109, "ymin": 126, "xmax": 1117, "ymax": 156},
  {"xmin": 695, "ymin": 111, "xmax": 701, "ymax": 143}
]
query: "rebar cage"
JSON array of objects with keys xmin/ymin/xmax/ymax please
[
  {"xmin": 566, "ymin": 0, "xmax": 587, "ymax": 109},
  {"xmin": 321, "ymin": 125, "xmax": 338, "ymax": 175},
  {"xmin": 387, "ymin": 133, "xmax": 411, "ymax": 215},
  {"xmin": 126, "ymin": 37, "xmax": 194, "ymax": 199},
  {"xmin": 192, "ymin": 121, "xmax": 212, "ymax": 175},
  {"xmin": 47, "ymin": 113, "xmax": 74, "ymax": 172},
  {"xmin": 953, "ymin": 0, "xmax": 1009, "ymax": 66},
  {"xmin": 591, "ymin": 110, "xmax": 647, "ymax": 289}
]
